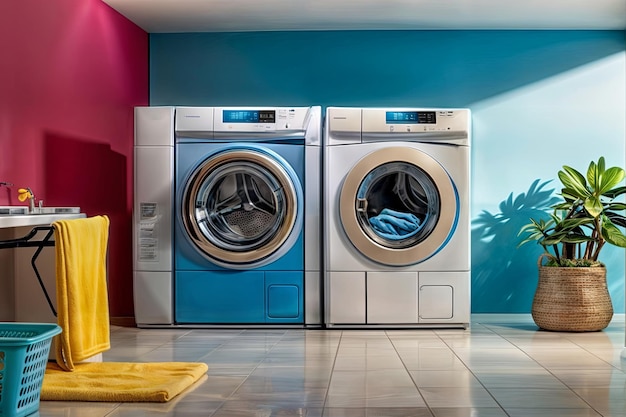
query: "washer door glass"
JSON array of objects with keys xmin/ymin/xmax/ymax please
[
  {"xmin": 182, "ymin": 148, "xmax": 302, "ymax": 268},
  {"xmin": 340, "ymin": 147, "xmax": 458, "ymax": 266},
  {"xmin": 356, "ymin": 162, "xmax": 439, "ymax": 248}
]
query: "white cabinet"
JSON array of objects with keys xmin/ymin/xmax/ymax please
[
  {"xmin": 327, "ymin": 270, "xmax": 469, "ymax": 328},
  {"xmin": 367, "ymin": 272, "xmax": 417, "ymax": 324},
  {"xmin": 328, "ymin": 271, "xmax": 365, "ymax": 324},
  {"xmin": 419, "ymin": 272, "xmax": 470, "ymax": 326}
]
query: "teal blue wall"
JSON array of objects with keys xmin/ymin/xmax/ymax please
[{"xmin": 150, "ymin": 30, "xmax": 626, "ymax": 313}]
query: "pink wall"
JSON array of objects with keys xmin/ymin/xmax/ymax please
[{"xmin": 0, "ymin": 0, "xmax": 148, "ymax": 318}]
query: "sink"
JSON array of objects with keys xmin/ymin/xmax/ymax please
[
  {"xmin": 31, "ymin": 207, "xmax": 81, "ymax": 215},
  {"xmin": 0, "ymin": 208, "xmax": 85, "ymax": 228},
  {"xmin": 0, "ymin": 206, "xmax": 81, "ymax": 216},
  {"xmin": 0, "ymin": 206, "xmax": 29, "ymax": 215}
]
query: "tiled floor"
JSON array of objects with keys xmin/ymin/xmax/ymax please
[{"xmin": 38, "ymin": 315, "xmax": 626, "ymax": 417}]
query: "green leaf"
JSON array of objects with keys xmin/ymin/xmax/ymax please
[
  {"xmin": 607, "ymin": 202, "xmax": 626, "ymax": 210},
  {"xmin": 518, "ymin": 218, "xmax": 556, "ymax": 248},
  {"xmin": 583, "ymin": 195, "xmax": 603, "ymax": 218},
  {"xmin": 519, "ymin": 158, "xmax": 626, "ymax": 262},
  {"xmin": 602, "ymin": 218, "xmax": 626, "ymax": 248},
  {"xmin": 559, "ymin": 166, "xmax": 590, "ymax": 199},
  {"xmin": 541, "ymin": 228, "xmax": 573, "ymax": 244},
  {"xmin": 587, "ymin": 156, "xmax": 604, "ymax": 189},
  {"xmin": 604, "ymin": 186, "xmax": 626, "ymax": 199},
  {"xmin": 558, "ymin": 217, "xmax": 593, "ymax": 231},
  {"xmin": 560, "ymin": 235, "xmax": 594, "ymax": 244},
  {"xmin": 518, "ymin": 234, "xmax": 544, "ymax": 248},
  {"xmin": 552, "ymin": 201, "xmax": 575, "ymax": 211},
  {"xmin": 587, "ymin": 158, "xmax": 600, "ymax": 190},
  {"xmin": 597, "ymin": 166, "xmax": 625, "ymax": 194},
  {"xmin": 606, "ymin": 213, "xmax": 626, "ymax": 228},
  {"xmin": 542, "ymin": 236, "xmax": 566, "ymax": 246}
]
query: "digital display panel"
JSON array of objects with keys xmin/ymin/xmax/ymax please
[
  {"xmin": 223, "ymin": 110, "xmax": 276, "ymax": 123},
  {"xmin": 386, "ymin": 111, "xmax": 436, "ymax": 124}
]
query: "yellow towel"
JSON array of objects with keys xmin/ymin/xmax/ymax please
[
  {"xmin": 41, "ymin": 362, "xmax": 209, "ymax": 402},
  {"xmin": 53, "ymin": 215, "xmax": 111, "ymax": 371}
]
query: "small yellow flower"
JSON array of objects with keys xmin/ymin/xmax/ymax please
[{"xmin": 17, "ymin": 188, "xmax": 32, "ymax": 202}]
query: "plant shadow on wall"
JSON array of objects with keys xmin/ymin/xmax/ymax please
[{"xmin": 471, "ymin": 179, "xmax": 561, "ymax": 313}]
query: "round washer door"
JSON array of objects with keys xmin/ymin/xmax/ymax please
[
  {"xmin": 181, "ymin": 147, "xmax": 303, "ymax": 269},
  {"xmin": 339, "ymin": 146, "xmax": 458, "ymax": 266}
]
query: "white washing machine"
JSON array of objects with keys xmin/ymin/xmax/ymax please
[{"xmin": 324, "ymin": 107, "xmax": 471, "ymax": 328}]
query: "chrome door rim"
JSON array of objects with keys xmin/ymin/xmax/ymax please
[
  {"xmin": 339, "ymin": 147, "xmax": 457, "ymax": 266},
  {"xmin": 182, "ymin": 148, "xmax": 301, "ymax": 267}
]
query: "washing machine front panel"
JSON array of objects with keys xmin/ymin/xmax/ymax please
[
  {"xmin": 324, "ymin": 107, "xmax": 470, "ymax": 328},
  {"xmin": 339, "ymin": 146, "xmax": 458, "ymax": 266},
  {"xmin": 179, "ymin": 144, "xmax": 304, "ymax": 270},
  {"xmin": 325, "ymin": 107, "xmax": 470, "ymax": 273},
  {"xmin": 135, "ymin": 106, "xmax": 321, "ymax": 327}
]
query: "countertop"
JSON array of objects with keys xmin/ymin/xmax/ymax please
[{"xmin": 0, "ymin": 213, "xmax": 86, "ymax": 229}]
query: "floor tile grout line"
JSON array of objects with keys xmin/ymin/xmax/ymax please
[
  {"xmin": 319, "ymin": 329, "xmax": 342, "ymax": 411},
  {"xmin": 208, "ymin": 329, "xmax": 290, "ymax": 417},
  {"xmin": 486, "ymin": 323, "xmax": 608, "ymax": 416},
  {"xmin": 434, "ymin": 323, "xmax": 514, "ymax": 417},
  {"xmin": 103, "ymin": 402, "xmax": 123, "ymax": 417},
  {"xmin": 98, "ymin": 323, "xmax": 624, "ymax": 416},
  {"xmin": 386, "ymin": 329, "xmax": 439, "ymax": 417},
  {"xmin": 560, "ymin": 332, "xmax": 626, "ymax": 373}
]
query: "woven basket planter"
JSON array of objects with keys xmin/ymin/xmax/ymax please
[{"xmin": 532, "ymin": 256, "xmax": 613, "ymax": 332}]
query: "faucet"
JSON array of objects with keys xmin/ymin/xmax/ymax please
[
  {"xmin": 28, "ymin": 188, "xmax": 36, "ymax": 213},
  {"xmin": 0, "ymin": 182, "xmax": 13, "ymax": 187}
]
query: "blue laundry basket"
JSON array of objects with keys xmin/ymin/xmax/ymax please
[{"xmin": 0, "ymin": 323, "xmax": 61, "ymax": 417}]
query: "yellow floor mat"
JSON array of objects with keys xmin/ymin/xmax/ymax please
[{"xmin": 41, "ymin": 362, "xmax": 208, "ymax": 402}]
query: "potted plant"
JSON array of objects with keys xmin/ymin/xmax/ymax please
[{"xmin": 518, "ymin": 157, "xmax": 626, "ymax": 331}]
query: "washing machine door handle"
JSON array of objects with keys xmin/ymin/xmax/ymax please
[{"xmin": 235, "ymin": 172, "xmax": 276, "ymax": 216}]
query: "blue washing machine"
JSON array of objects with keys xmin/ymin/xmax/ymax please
[{"xmin": 174, "ymin": 106, "xmax": 322, "ymax": 325}]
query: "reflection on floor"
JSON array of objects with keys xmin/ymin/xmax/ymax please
[{"xmin": 38, "ymin": 315, "xmax": 626, "ymax": 417}]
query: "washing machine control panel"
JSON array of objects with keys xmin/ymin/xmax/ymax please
[
  {"xmin": 215, "ymin": 107, "xmax": 313, "ymax": 132},
  {"xmin": 385, "ymin": 111, "xmax": 436, "ymax": 124},
  {"xmin": 364, "ymin": 108, "xmax": 468, "ymax": 134},
  {"xmin": 223, "ymin": 110, "xmax": 276, "ymax": 124},
  {"xmin": 326, "ymin": 107, "xmax": 470, "ymax": 146},
  {"xmin": 175, "ymin": 106, "xmax": 320, "ymax": 137}
]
